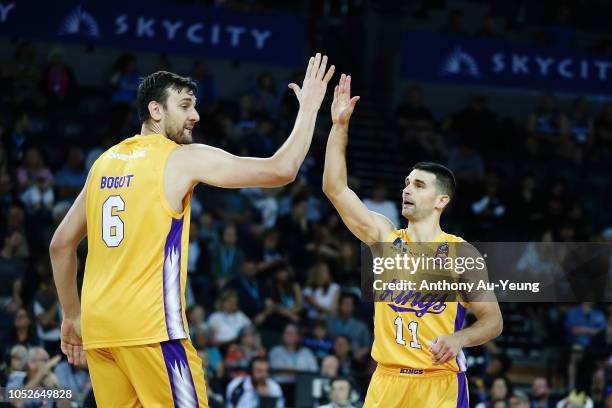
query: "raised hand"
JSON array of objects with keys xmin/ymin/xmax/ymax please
[
  {"xmin": 288, "ymin": 53, "xmax": 335, "ymax": 111},
  {"xmin": 331, "ymin": 73, "xmax": 360, "ymax": 126}
]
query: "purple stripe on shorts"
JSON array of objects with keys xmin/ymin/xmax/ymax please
[
  {"xmin": 456, "ymin": 372, "xmax": 468, "ymax": 408},
  {"xmin": 454, "ymin": 303, "xmax": 466, "ymax": 370},
  {"xmin": 163, "ymin": 217, "xmax": 187, "ymax": 339},
  {"xmin": 161, "ymin": 339, "xmax": 199, "ymax": 408}
]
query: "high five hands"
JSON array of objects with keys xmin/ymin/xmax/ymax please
[
  {"xmin": 288, "ymin": 53, "xmax": 335, "ymax": 111},
  {"xmin": 331, "ymin": 73, "xmax": 360, "ymax": 126}
]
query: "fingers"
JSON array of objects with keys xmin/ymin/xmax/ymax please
[
  {"xmin": 350, "ymin": 95, "xmax": 360, "ymax": 107},
  {"xmin": 288, "ymin": 83, "xmax": 301, "ymax": 97},
  {"xmin": 333, "ymin": 85, "xmax": 339, "ymax": 102},
  {"xmin": 316, "ymin": 55, "xmax": 328, "ymax": 79},
  {"xmin": 304, "ymin": 55, "xmax": 315, "ymax": 79},
  {"xmin": 323, "ymin": 65, "xmax": 335, "ymax": 83},
  {"xmin": 309, "ymin": 53, "xmax": 321, "ymax": 78}
]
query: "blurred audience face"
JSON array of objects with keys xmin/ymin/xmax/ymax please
[
  {"xmin": 10, "ymin": 345, "xmax": 27, "ymax": 371},
  {"xmin": 222, "ymin": 225, "xmax": 237, "ymax": 246},
  {"xmin": 316, "ymin": 263, "xmax": 331, "ymax": 287},
  {"xmin": 531, "ymin": 377, "xmax": 549, "ymax": 400},
  {"xmin": 14, "ymin": 308, "xmax": 31, "ymax": 330},
  {"xmin": 24, "ymin": 147, "xmax": 43, "ymax": 169},
  {"xmin": 240, "ymin": 326, "xmax": 259, "ymax": 348},
  {"xmin": 220, "ymin": 293, "xmax": 238, "ymax": 313},
  {"xmin": 274, "ymin": 267, "xmax": 289, "ymax": 283},
  {"xmin": 251, "ymin": 359, "xmax": 269, "ymax": 386},
  {"xmin": 282, "ymin": 324, "xmax": 299, "ymax": 348},
  {"xmin": 338, "ymin": 296, "xmax": 355, "ymax": 319},
  {"xmin": 320, "ymin": 355, "xmax": 340, "ymax": 377},
  {"xmin": 27, "ymin": 347, "xmax": 50, "ymax": 375},
  {"xmin": 329, "ymin": 378, "xmax": 351, "ymax": 405},
  {"xmin": 491, "ymin": 378, "xmax": 509, "ymax": 401},
  {"xmin": 188, "ymin": 305, "xmax": 205, "ymax": 324},
  {"xmin": 334, "ymin": 336, "xmax": 351, "ymax": 358},
  {"xmin": 509, "ymin": 396, "xmax": 529, "ymax": 408},
  {"xmin": 241, "ymin": 262, "xmax": 257, "ymax": 279}
]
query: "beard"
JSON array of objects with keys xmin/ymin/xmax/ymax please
[{"xmin": 166, "ymin": 124, "xmax": 193, "ymax": 145}]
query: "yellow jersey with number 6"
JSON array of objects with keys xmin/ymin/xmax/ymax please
[
  {"xmin": 371, "ymin": 230, "xmax": 468, "ymax": 374},
  {"xmin": 82, "ymin": 134, "xmax": 191, "ymax": 350}
]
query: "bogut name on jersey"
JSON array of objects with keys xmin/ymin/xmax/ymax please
[{"xmin": 100, "ymin": 174, "xmax": 135, "ymax": 189}]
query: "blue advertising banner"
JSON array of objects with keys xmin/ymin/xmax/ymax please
[
  {"xmin": 0, "ymin": 1, "xmax": 304, "ymax": 66},
  {"xmin": 402, "ymin": 31, "xmax": 612, "ymax": 95}
]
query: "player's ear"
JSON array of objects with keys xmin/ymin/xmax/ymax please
[
  {"xmin": 436, "ymin": 194, "xmax": 450, "ymax": 210},
  {"xmin": 148, "ymin": 101, "xmax": 163, "ymax": 121}
]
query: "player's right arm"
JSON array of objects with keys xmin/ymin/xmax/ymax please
[
  {"xmin": 172, "ymin": 53, "xmax": 334, "ymax": 189},
  {"xmin": 322, "ymin": 74, "xmax": 395, "ymax": 244}
]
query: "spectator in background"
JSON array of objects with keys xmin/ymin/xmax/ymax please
[
  {"xmin": 192, "ymin": 323, "xmax": 224, "ymax": 380},
  {"xmin": 41, "ymin": 48, "xmax": 76, "ymax": 105},
  {"xmin": 54, "ymin": 146, "xmax": 87, "ymax": 201},
  {"xmin": 546, "ymin": 5, "xmax": 575, "ymax": 49},
  {"xmin": 331, "ymin": 336, "xmax": 354, "ymax": 376},
  {"xmin": 225, "ymin": 325, "xmax": 267, "ymax": 379},
  {"xmin": 32, "ymin": 278, "xmax": 62, "ymax": 355},
  {"xmin": 0, "ymin": 233, "xmax": 26, "ymax": 314},
  {"xmin": 226, "ymin": 357, "xmax": 285, "ymax": 408},
  {"xmin": 6, "ymin": 348, "xmax": 61, "ymax": 392},
  {"xmin": 277, "ymin": 195, "xmax": 317, "ymax": 270},
  {"xmin": 303, "ymin": 261, "xmax": 340, "ymax": 320},
  {"xmin": 531, "ymin": 377, "xmax": 554, "ymax": 408},
  {"xmin": 320, "ymin": 355, "xmax": 340, "ymax": 378},
  {"xmin": 9, "ymin": 41, "xmax": 42, "ymax": 105},
  {"xmin": 207, "ymin": 289, "xmax": 251, "ymax": 346},
  {"xmin": 475, "ymin": 376, "xmax": 512, "ymax": 408},
  {"xmin": 567, "ymin": 98, "xmax": 593, "ymax": 146},
  {"xmin": 363, "ymin": 186, "xmax": 399, "ymax": 227},
  {"xmin": 109, "ymin": 53, "xmax": 139, "ymax": 105},
  {"xmin": 527, "ymin": 94, "xmax": 568, "ymax": 139},
  {"xmin": 509, "ymin": 390, "xmax": 530, "ymax": 408},
  {"xmin": 209, "ymin": 224, "xmax": 245, "ymax": 288},
  {"xmin": 565, "ymin": 303, "xmax": 607, "ymax": 389},
  {"xmin": 269, "ymin": 323, "xmax": 318, "ymax": 384},
  {"xmin": 186, "ymin": 304, "xmax": 206, "ymax": 338},
  {"xmin": 254, "ymin": 72, "xmax": 281, "ymax": 116},
  {"xmin": 248, "ymin": 116, "xmax": 277, "ymax": 158},
  {"xmin": 191, "ymin": 61, "xmax": 218, "ymax": 111},
  {"xmin": 446, "ymin": 143, "xmax": 485, "ymax": 201},
  {"xmin": 326, "ymin": 294, "xmax": 371, "ymax": 362},
  {"xmin": 7, "ymin": 345, "xmax": 28, "ymax": 376},
  {"xmin": 17, "ymin": 147, "xmax": 54, "ymax": 212},
  {"xmin": 394, "ymin": 86, "xmax": 435, "ymax": 131},
  {"xmin": 555, "ymin": 389, "xmax": 594, "ymax": 408},
  {"xmin": 5, "ymin": 309, "xmax": 39, "ymax": 354},
  {"xmin": 318, "ymin": 377, "xmax": 355, "ymax": 408},
  {"xmin": 303, "ymin": 319, "xmax": 334, "ymax": 360},
  {"xmin": 258, "ymin": 265, "xmax": 302, "ymax": 330},
  {"xmin": 225, "ymin": 260, "xmax": 267, "ymax": 321},
  {"xmin": 53, "ymin": 358, "xmax": 91, "ymax": 401}
]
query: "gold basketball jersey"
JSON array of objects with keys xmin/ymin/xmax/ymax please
[
  {"xmin": 82, "ymin": 134, "xmax": 191, "ymax": 350},
  {"xmin": 371, "ymin": 230, "xmax": 468, "ymax": 373}
]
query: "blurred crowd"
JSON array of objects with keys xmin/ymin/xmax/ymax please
[{"xmin": 0, "ymin": 33, "xmax": 611, "ymax": 408}]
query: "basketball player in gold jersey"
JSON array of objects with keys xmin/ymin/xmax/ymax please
[
  {"xmin": 49, "ymin": 53, "xmax": 335, "ymax": 407},
  {"xmin": 322, "ymin": 74, "xmax": 503, "ymax": 407}
]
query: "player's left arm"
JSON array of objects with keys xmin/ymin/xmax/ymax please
[
  {"xmin": 430, "ymin": 301, "xmax": 503, "ymax": 365},
  {"xmin": 49, "ymin": 173, "xmax": 89, "ymax": 366}
]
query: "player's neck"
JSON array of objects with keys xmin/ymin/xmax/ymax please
[
  {"xmin": 405, "ymin": 216, "xmax": 442, "ymax": 242},
  {"xmin": 140, "ymin": 123, "xmax": 167, "ymax": 138}
]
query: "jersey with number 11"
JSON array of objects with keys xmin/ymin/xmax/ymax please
[{"xmin": 82, "ymin": 134, "xmax": 192, "ymax": 350}]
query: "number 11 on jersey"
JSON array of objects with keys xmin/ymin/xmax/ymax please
[{"xmin": 394, "ymin": 316, "xmax": 422, "ymax": 349}]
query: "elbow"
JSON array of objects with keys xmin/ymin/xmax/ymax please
[
  {"xmin": 49, "ymin": 233, "xmax": 71, "ymax": 257},
  {"xmin": 494, "ymin": 317, "xmax": 504, "ymax": 338},
  {"xmin": 276, "ymin": 165, "xmax": 298, "ymax": 186}
]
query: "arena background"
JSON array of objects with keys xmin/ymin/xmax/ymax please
[{"xmin": 0, "ymin": 0, "xmax": 611, "ymax": 407}]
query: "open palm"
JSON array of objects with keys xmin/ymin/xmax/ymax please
[{"xmin": 331, "ymin": 74, "xmax": 360, "ymax": 125}]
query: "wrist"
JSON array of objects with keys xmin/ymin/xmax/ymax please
[{"xmin": 332, "ymin": 122, "xmax": 349, "ymax": 130}]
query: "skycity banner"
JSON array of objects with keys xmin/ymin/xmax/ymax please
[
  {"xmin": 0, "ymin": 0, "xmax": 304, "ymax": 66},
  {"xmin": 402, "ymin": 30, "xmax": 612, "ymax": 95}
]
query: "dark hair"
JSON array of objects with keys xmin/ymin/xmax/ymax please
[
  {"xmin": 412, "ymin": 162, "xmax": 456, "ymax": 200},
  {"xmin": 248, "ymin": 356, "xmax": 269, "ymax": 374},
  {"xmin": 330, "ymin": 376, "xmax": 353, "ymax": 392},
  {"xmin": 137, "ymin": 71, "xmax": 197, "ymax": 123}
]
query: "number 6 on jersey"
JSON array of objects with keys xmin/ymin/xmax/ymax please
[{"xmin": 102, "ymin": 195, "xmax": 125, "ymax": 247}]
